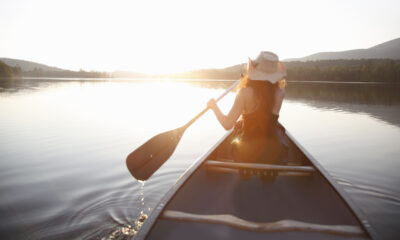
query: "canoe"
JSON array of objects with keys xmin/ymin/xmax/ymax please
[{"xmin": 134, "ymin": 125, "xmax": 379, "ymax": 240}]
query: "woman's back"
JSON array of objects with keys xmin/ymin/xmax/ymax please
[
  {"xmin": 207, "ymin": 51, "xmax": 286, "ymax": 164},
  {"xmin": 240, "ymin": 80, "xmax": 276, "ymax": 139},
  {"xmin": 240, "ymin": 87, "xmax": 259, "ymax": 114},
  {"xmin": 241, "ymin": 82, "xmax": 285, "ymax": 116}
]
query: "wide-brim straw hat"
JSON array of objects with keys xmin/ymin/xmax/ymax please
[{"xmin": 247, "ymin": 51, "xmax": 286, "ymax": 83}]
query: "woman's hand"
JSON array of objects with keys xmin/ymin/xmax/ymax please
[{"xmin": 207, "ymin": 98, "xmax": 217, "ymax": 110}]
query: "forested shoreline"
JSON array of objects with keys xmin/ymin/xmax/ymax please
[
  {"xmin": 2, "ymin": 59, "xmax": 400, "ymax": 82},
  {"xmin": 0, "ymin": 60, "xmax": 109, "ymax": 79},
  {"xmin": 22, "ymin": 68, "xmax": 110, "ymax": 78},
  {"xmin": 285, "ymin": 59, "xmax": 400, "ymax": 82},
  {"xmin": 160, "ymin": 59, "xmax": 400, "ymax": 82},
  {"xmin": 0, "ymin": 61, "xmax": 22, "ymax": 78}
]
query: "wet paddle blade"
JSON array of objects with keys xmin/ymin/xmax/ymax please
[
  {"xmin": 126, "ymin": 127, "xmax": 185, "ymax": 181},
  {"xmin": 126, "ymin": 80, "xmax": 240, "ymax": 181}
]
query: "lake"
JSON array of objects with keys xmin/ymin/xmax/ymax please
[{"xmin": 0, "ymin": 79, "xmax": 399, "ymax": 239}]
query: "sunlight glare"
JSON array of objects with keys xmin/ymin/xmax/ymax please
[
  {"xmin": 4, "ymin": 0, "xmax": 400, "ymax": 73},
  {"xmin": 36, "ymin": 81, "xmax": 236, "ymax": 138}
]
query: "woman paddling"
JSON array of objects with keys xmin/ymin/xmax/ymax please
[{"xmin": 207, "ymin": 51, "xmax": 288, "ymax": 164}]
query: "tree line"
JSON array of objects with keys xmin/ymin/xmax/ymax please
[
  {"xmin": 0, "ymin": 61, "xmax": 22, "ymax": 78},
  {"xmin": 2, "ymin": 59, "xmax": 400, "ymax": 82},
  {"xmin": 285, "ymin": 59, "xmax": 400, "ymax": 82},
  {"xmin": 0, "ymin": 60, "xmax": 110, "ymax": 79},
  {"xmin": 159, "ymin": 59, "xmax": 400, "ymax": 82},
  {"xmin": 23, "ymin": 68, "xmax": 110, "ymax": 78}
]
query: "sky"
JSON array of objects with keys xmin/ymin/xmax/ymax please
[{"xmin": 1, "ymin": 0, "xmax": 400, "ymax": 74}]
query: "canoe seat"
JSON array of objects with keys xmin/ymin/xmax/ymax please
[
  {"xmin": 205, "ymin": 160, "xmax": 315, "ymax": 177},
  {"xmin": 161, "ymin": 210, "xmax": 366, "ymax": 237}
]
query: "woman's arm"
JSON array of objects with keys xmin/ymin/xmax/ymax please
[
  {"xmin": 272, "ymin": 88, "xmax": 285, "ymax": 115},
  {"xmin": 207, "ymin": 89, "xmax": 245, "ymax": 130}
]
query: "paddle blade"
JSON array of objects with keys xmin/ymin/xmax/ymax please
[{"xmin": 126, "ymin": 127, "xmax": 185, "ymax": 181}]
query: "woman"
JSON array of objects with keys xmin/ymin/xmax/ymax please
[{"xmin": 207, "ymin": 51, "xmax": 287, "ymax": 164}]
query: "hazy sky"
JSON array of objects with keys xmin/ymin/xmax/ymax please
[{"xmin": 1, "ymin": 0, "xmax": 400, "ymax": 73}]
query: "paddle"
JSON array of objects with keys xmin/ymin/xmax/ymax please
[{"xmin": 126, "ymin": 80, "xmax": 240, "ymax": 181}]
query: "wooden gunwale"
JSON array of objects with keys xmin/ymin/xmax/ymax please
[{"xmin": 205, "ymin": 160, "xmax": 315, "ymax": 172}]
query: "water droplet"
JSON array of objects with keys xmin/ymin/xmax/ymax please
[{"xmin": 139, "ymin": 213, "xmax": 148, "ymax": 222}]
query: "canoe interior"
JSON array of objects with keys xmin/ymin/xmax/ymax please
[{"xmin": 143, "ymin": 130, "xmax": 371, "ymax": 240}]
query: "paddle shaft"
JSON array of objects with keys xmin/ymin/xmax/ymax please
[
  {"xmin": 126, "ymin": 80, "xmax": 240, "ymax": 180},
  {"xmin": 183, "ymin": 80, "xmax": 240, "ymax": 130}
]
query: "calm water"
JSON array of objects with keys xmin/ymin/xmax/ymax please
[{"xmin": 0, "ymin": 79, "xmax": 399, "ymax": 239}]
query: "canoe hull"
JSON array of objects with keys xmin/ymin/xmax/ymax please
[{"xmin": 135, "ymin": 127, "xmax": 378, "ymax": 240}]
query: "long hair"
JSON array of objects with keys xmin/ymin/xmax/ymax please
[
  {"xmin": 237, "ymin": 74, "xmax": 285, "ymax": 138},
  {"xmin": 239, "ymin": 74, "xmax": 277, "ymax": 115}
]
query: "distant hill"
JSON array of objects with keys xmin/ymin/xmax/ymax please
[
  {"xmin": 0, "ymin": 58, "xmax": 110, "ymax": 78},
  {"xmin": 0, "ymin": 58, "xmax": 64, "ymax": 72},
  {"xmin": 285, "ymin": 37, "xmax": 400, "ymax": 61},
  {"xmin": 2, "ymin": 37, "xmax": 399, "ymax": 81},
  {"xmin": 0, "ymin": 60, "xmax": 16, "ymax": 78}
]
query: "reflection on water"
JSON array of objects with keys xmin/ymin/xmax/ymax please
[
  {"xmin": 279, "ymin": 94, "xmax": 400, "ymax": 239},
  {"xmin": 285, "ymin": 81, "xmax": 400, "ymax": 127},
  {"xmin": 286, "ymin": 81, "xmax": 400, "ymax": 105},
  {"xmin": 0, "ymin": 79, "xmax": 234, "ymax": 240},
  {"xmin": 0, "ymin": 79, "xmax": 399, "ymax": 239}
]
